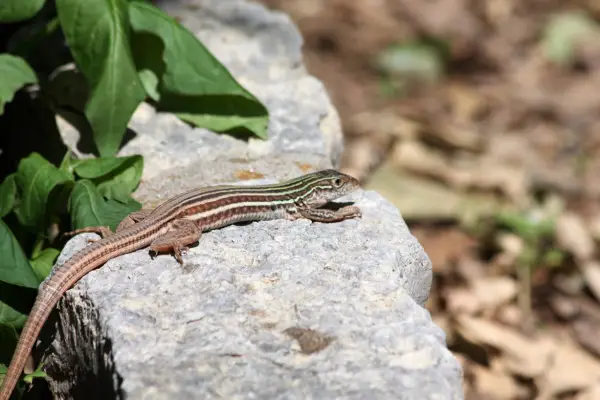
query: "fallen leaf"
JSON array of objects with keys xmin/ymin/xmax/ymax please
[
  {"xmin": 572, "ymin": 318, "xmax": 600, "ymax": 358},
  {"xmin": 446, "ymin": 287, "xmax": 481, "ymax": 315},
  {"xmin": 425, "ymin": 121, "xmax": 484, "ymax": 152},
  {"xmin": 576, "ymin": 383, "xmax": 600, "ymax": 400},
  {"xmin": 496, "ymin": 304, "xmax": 523, "ymax": 327},
  {"xmin": 536, "ymin": 337, "xmax": 600, "ymax": 398},
  {"xmin": 552, "ymin": 272, "xmax": 585, "ymax": 296},
  {"xmin": 471, "ymin": 276, "xmax": 518, "ymax": 311},
  {"xmin": 580, "ymin": 261, "xmax": 600, "ymax": 303},
  {"xmin": 445, "ymin": 84, "xmax": 490, "ymax": 126},
  {"xmin": 548, "ymin": 294, "xmax": 579, "ymax": 321},
  {"xmin": 555, "ymin": 212, "xmax": 595, "ymax": 262},
  {"xmin": 455, "ymin": 315, "xmax": 553, "ymax": 377},
  {"xmin": 471, "ymin": 363, "xmax": 527, "ymax": 400}
]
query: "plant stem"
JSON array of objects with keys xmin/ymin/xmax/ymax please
[{"xmin": 517, "ymin": 263, "xmax": 533, "ymax": 334}]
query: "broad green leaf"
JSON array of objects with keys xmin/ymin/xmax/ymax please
[
  {"xmin": 0, "ymin": 0, "xmax": 45, "ymax": 23},
  {"xmin": 56, "ymin": 0, "xmax": 146, "ymax": 157},
  {"xmin": 0, "ymin": 323, "xmax": 18, "ymax": 367},
  {"xmin": 0, "ymin": 221, "xmax": 38, "ymax": 288},
  {"xmin": 74, "ymin": 156, "xmax": 143, "ymax": 202},
  {"xmin": 14, "ymin": 153, "xmax": 73, "ymax": 229},
  {"xmin": 0, "ymin": 54, "xmax": 38, "ymax": 115},
  {"xmin": 69, "ymin": 180, "xmax": 141, "ymax": 231},
  {"xmin": 73, "ymin": 157, "xmax": 129, "ymax": 179},
  {"xmin": 30, "ymin": 248, "xmax": 59, "ymax": 282},
  {"xmin": 0, "ymin": 299, "xmax": 26, "ymax": 331},
  {"xmin": 128, "ymin": 2, "xmax": 269, "ymax": 139},
  {"xmin": 0, "ymin": 175, "xmax": 17, "ymax": 218}
]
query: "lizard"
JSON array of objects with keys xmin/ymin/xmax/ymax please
[{"xmin": 0, "ymin": 169, "xmax": 362, "ymax": 399}]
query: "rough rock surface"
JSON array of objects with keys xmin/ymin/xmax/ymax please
[{"xmin": 45, "ymin": 0, "xmax": 463, "ymax": 398}]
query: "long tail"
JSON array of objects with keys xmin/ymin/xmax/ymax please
[
  {"xmin": 0, "ymin": 234, "xmax": 145, "ymax": 399},
  {"xmin": 0, "ymin": 290, "xmax": 58, "ymax": 400}
]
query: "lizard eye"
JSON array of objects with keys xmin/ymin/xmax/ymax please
[{"xmin": 332, "ymin": 178, "xmax": 343, "ymax": 188}]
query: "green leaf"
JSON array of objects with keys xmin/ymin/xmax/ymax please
[
  {"xmin": 0, "ymin": 54, "xmax": 38, "ymax": 115},
  {"xmin": 375, "ymin": 38, "xmax": 448, "ymax": 83},
  {"xmin": 0, "ymin": 0, "xmax": 45, "ymax": 23},
  {"xmin": 0, "ymin": 175, "xmax": 17, "ymax": 219},
  {"xmin": 0, "ymin": 221, "xmax": 38, "ymax": 288},
  {"xmin": 23, "ymin": 362, "xmax": 47, "ymax": 383},
  {"xmin": 69, "ymin": 180, "xmax": 141, "ymax": 231},
  {"xmin": 30, "ymin": 248, "xmax": 59, "ymax": 282},
  {"xmin": 14, "ymin": 153, "xmax": 73, "ymax": 230},
  {"xmin": 0, "ymin": 323, "xmax": 18, "ymax": 367},
  {"xmin": 543, "ymin": 248, "xmax": 565, "ymax": 268},
  {"xmin": 73, "ymin": 155, "xmax": 143, "ymax": 202},
  {"xmin": 128, "ymin": 1, "xmax": 269, "ymax": 139},
  {"xmin": 56, "ymin": 0, "xmax": 146, "ymax": 157},
  {"xmin": 542, "ymin": 11, "xmax": 600, "ymax": 65},
  {"xmin": 0, "ymin": 298, "xmax": 27, "ymax": 331}
]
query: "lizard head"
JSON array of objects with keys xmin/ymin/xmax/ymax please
[{"xmin": 299, "ymin": 169, "xmax": 361, "ymax": 206}]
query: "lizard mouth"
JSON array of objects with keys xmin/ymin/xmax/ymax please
[{"xmin": 319, "ymin": 201, "xmax": 356, "ymax": 210}]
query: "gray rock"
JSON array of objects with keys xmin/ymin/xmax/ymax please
[
  {"xmin": 44, "ymin": 0, "xmax": 463, "ymax": 398},
  {"xmin": 46, "ymin": 190, "xmax": 461, "ymax": 400}
]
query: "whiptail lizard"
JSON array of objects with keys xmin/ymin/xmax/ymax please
[{"xmin": 0, "ymin": 169, "xmax": 362, "ymax": 398}]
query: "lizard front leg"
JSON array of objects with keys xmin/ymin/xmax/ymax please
[
  {"xmin": 294, "ymin": 205, "xmax": 362, "ymax": 222},
  {"xmin": 63, "ymin": 210, "xmax": 153, "ymax": 241},
  {"xmin": 148, "ymin": 219, "xmax": 202, "ymax": 264}
]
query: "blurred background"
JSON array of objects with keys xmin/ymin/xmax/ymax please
[{"xmin": 257, "ymin": 1, "xmax": 600, "ymax": 399}]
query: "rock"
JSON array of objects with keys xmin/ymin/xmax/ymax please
[{"xmin": 43, "ymin": 0, "xmax": 462, "ymax": 398}]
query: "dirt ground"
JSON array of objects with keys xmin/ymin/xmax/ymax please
[{"xmin": 258, "ymin": 1, "xmax": 600, "ymax": 399}]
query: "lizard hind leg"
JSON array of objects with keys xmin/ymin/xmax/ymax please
[
  {"xmin": 148, "ymin": 219, "xmax": 202, "ymax": 264},
  {"xmin": 62, "ymin": 210, "xmax": 153, "ymax": 243}
]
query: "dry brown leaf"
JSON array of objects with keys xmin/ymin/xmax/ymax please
[
  {"xmin": 455, "ymin": 257, "xmax": 487, "ymax": 283},
  {"xmin": 391, "ymin": 140, "xmax": 449, "ymax": 177},
  {"xmin": 456, "ymin": 315, "xmax": 553, "ymax": 377},
  {"xmin": 576, "ymin": 383, "xmax": 600, "ymax": 400},
  {"xmin": 446, "ymin": 84, "xmax": 490, "ymax": 126},
  {"xmin": 450, "ymin": 161, "xmax": 529, "ymax": 204},
  {"xmin": 472, "ymin": 276, "xmax": 518, "ymax": 311},
  {"xmin": 341, "ymin": 136, "xmax": 394, "ymax": 182},
  {"xmin": 536, "ymin": 338, "xmax": 600, "ymax": 399},
  {"xmin": 483, "ymin": 0, "xmax": 516, "ymax": 24},
  {"xmin": 446, "ymin": 287, "xmax": 481, "ymax": 315},
  {"xmin": 496, "ymin": 304, "xmax": 523, "ymax": 327},
  {"xmin": 446, "ymin": 275, "xmax": 516, "ymax": 317},
  {"xmin": 587, "ymin": 213, "xmax": 600, "ymax": 242},
  {"xmin": 548, "ymin": 294, "xmax": 579, "ymax": 321},
  {"xmin": 350, "ymin": 109, "xmax": 421, "ymax": 140},
  {"xmin": 555, "ymin": 212, "xmax": 595, "ymax": 262},
  {"xmin": 572, "ymin": 318, "xmax": 600, "ymax": 358},
  {"xmin": 425, "ymin": 123, "xmax": 484, "ymax": 152},
  {"xmin": 458, "ymin": 316, "xmax": 600, "ymax": 398},
  {"xmin": 412, "ymin": 229, "xmax": 477, "ymax": 274},
  {"xmin": 580, "ymin": 261, "xmax": 600, "ymax": 303},
  {"xmin": 495, "ymin": 233, "xmax": 524, "ymax": 268},
  {"xmin": 553, "ymin": 272, "xmax": 586, "ymax": 296},
  {"xmin": 554, "ymin": 76, "xmax": 600, "ymax": 121},
  {"xmin": 471, "ymin": 363, "xmax": 526, "ymax": 400}
]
